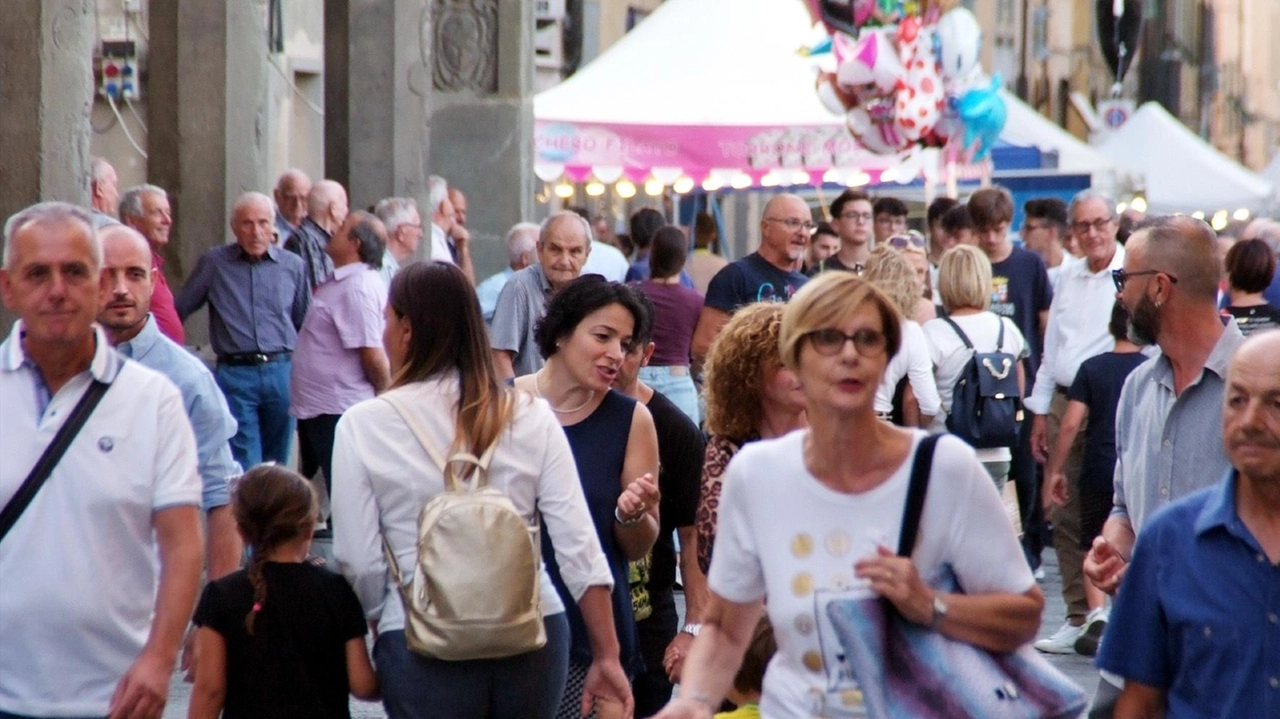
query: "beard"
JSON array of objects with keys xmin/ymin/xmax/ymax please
[{"xmin": 1126, "ymin": 293, "xmax": 1161, "ymax": 346}]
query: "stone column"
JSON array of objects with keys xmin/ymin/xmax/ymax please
[
  {"xmin": 147, "ymin": 0, "xmax": 272, "ymax": 347},
  {"xmin": 326, "ymin": 0, "xmax": 534, "ymax": 276},
  {"xmin": 0, "ymin": 1, "xmax": 95, "ymax": 333}
]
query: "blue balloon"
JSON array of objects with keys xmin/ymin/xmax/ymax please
[{"xmin": 958, "ymin": 75, "xmax": 1007, "ymax": 161}]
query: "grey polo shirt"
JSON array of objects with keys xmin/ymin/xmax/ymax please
[
  {"xmin": 1111, "ymin": 320, "xmax": 1246, "ymax": 534},
  {"xmin": 489, "ymin": 263, "xmax": 553, "ymax": 378}
]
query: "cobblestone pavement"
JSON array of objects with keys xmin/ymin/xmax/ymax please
[{"xmin": 162, "ymin": 544, "xmax": 1099, "ymax": 718}]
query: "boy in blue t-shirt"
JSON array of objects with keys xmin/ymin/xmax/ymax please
[{"xmin": 1042, "ymin": 301, "xmax": 1146, "ymax": 655}]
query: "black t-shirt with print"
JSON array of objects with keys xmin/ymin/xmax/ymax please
[{"xmin": 989, "ymin": 247, "xmax": 1053, "ymax": 389}]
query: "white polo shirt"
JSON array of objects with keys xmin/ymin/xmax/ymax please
[{"xmin": 0, "ymin": 323, "xmax": 201, "ymax": 717}]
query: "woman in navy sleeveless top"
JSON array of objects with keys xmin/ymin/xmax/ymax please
[{"xmin": 515, "ymin": 275, "xmax": 661, "ymax": 719}]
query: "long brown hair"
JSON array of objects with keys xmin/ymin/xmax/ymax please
[
  {"xmin": 232, "ymin": 465, "xmax": 318, "ymax": 635},
  {"xmin": 387, "ymin": 261, "xmax": 515, "ymax": 457}
]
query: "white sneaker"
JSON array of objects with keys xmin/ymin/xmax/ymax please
[
  {"xmin": 1034, "ymin": 621, "xmax": 1083, "ymax": 654},
  {"xmin": 1074, "ymin": 607, "xmax": 1108, "ymax": 657}
]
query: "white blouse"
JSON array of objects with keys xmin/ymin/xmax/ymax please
[{"xmin": 331, "ymin": 375, "xmax": 614, "ymax": 632}]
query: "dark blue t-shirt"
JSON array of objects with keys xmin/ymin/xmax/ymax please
[
  {"xmin": 704, "ymin": 252, "xmax": 809, "ymax": 313},
  {"xmin": 989, "ymin": 247, "xmax": 1053, "ymax": 391},
  {"xmin": 1067, "ymin": 350, "xmax": 1148, "ymax": 495}
]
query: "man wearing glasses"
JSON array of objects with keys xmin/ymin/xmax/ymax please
[
  {"xmin": 691, "ymin": 194, "xmax": 812, "ymax": 362},
  {"xmin": 820, "ymin": 189, "xmax": 875, "ymax": 273},
  {"xmin": 1025, "ymin": 190, "xmax": 1127, "ymax": 657},
  {"xmin": 1021, "ymin": 198, "xmax": 1076, "ymax": 286}
]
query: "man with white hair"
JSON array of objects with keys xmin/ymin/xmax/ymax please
[
  {"xmin": 176, "ymin": 192, "xmax": 311, "ymax": 469},
  {"xmin": 373, "ymin": 196, "xmax": 425, "ymax": 288},
  {"xmin": 427, "ymin": 175, "xmax": 475, "ymax": 283},
  {"xmin": 477, "ymin": 221, "xmax": 539, "ymax": 323},
  {"xmin": 1, "ymin": 201, "xmax": 203, "ymax": 719},
  {"xmin": 490, "ymin": 211, "xmax": 592, "ymax": 379},
  {"xmin": 90, "ymin": 156, "xmax": 121, "ymax": 229},
  {"xmin": 273, "ymin": 169, "xmax": 312, "ymax": 246},
  {"xmin": 119, "ymin": 183, "xmax": 184, "ymax": 344},
  {"xmin": 285, "ymin": 179, "xmax": 347, "ymax": 291}
]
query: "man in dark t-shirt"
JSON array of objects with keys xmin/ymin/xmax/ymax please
[
  {"xmin": 615, "ymin": 304, "xmax": 708, "ymax": 718},
  {"xmin": 691, "ymin": 193, "xmax": 812, "ymax": 362}
]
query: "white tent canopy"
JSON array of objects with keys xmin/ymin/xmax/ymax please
[
  {"xmin": 534, "ymin": 0, "xmax": 1113, "ymax": 187},
  {"xmin": 1095, "ymin": 102, "xmax": 1277, "ymax": 214}
]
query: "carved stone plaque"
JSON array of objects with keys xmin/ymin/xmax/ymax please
[{"xmin": 432, "ymin": 0, "xmax": 498, "ymax": 93}]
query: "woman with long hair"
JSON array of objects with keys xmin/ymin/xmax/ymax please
[
  {"xmin": 863, "ymin": 245, "xmax": 940, "ymax": 428},
  {"xmin": 513, "ymin": 274, "xmax": 662, "ymax": 719},
  {"xmin": 331, "ymin": 262, "xmax": 631, "ymax": 719}
]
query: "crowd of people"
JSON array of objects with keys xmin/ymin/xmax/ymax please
[{"xmin": 3, "ymin": 156, "xmax": 1280, "ymax": 719}]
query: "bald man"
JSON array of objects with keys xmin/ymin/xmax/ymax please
[
  {"xmin": 285, "ymin": 179, "xmax": 347, "ymax": 291},
  {"xmin": 690, "ymin": 194, "xmax": 813, "ymax": 361},
  {"xmin": 1097, "ymin": 330, "xmax": 1280, "ymax": 717},
  {"xmin": 99, "ymin": 225, "xmax": 243, "ymax": 579},
  {"xmin": 176, "ymin": 192, "xmax": 311, "ymax": 468},
  {"xmin": 1080, "ymin": 214, "xmax": 1246, "ymax": 715},
  {"xmin": 273, "ymin": 168, "xmax": 312, "ymax": 246}
]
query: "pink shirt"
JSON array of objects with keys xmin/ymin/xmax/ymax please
[
  {"xmin": 290, "ymin": 263, "xmax": 387, "ymax": 419},
  {"xmin": 151, "ymin": 253, "xmax": 185, "ymax": 345}
]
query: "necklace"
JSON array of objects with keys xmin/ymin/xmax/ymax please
[{"xmin": 535, "ymin": 369, "xmax": 596, "ymax": 414}]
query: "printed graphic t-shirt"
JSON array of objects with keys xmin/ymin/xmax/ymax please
[
  {"xmin": 705, "ymin": 253, "xmax": 809, "ymax": 313},
  {"xmin": 988, "ymin": 247, "xmax": 1053, "ymax": 389}
]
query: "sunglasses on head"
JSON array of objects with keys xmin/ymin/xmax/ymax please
[{"xmin": 887, "ymin": 231, "xmax": 926, "ymax": 251}]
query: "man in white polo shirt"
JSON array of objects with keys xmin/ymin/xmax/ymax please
[
  {"xmin": 0, "ymin": 202, "xmax": 204, "ymax": 719},
  {"xmin": 1026, "ymin": 190, "xmax": 1126, "ymax": 657}
]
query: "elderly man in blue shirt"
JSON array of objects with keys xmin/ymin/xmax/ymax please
[
  {"xmin": 1098, "ymin": 329, "xmax": 1280, "ymax": 718},
  {"xmin": 176, "ymin": 192, "xmax": 310, "ymax": 469}
]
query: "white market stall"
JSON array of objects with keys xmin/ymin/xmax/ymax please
[
  {"xmin": 1095, "ymin": 102, "xmax": 1277, "ymax": 217},
  {"xmin": 533, "ymin": 0, "xmax": 1114, "ymax": 195}
]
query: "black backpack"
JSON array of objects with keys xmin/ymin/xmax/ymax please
[{"xmin": 942, "ymin": 316, "xmax": 1023, "ymax": 449}]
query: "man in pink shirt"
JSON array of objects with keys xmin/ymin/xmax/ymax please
[
  {"xmin": 119, "ymin": 184, "xmax": 185, "ymax": 344},
  {"xmin": 290, "ymin": 211, "xmax": 391, "ymax": 529}
]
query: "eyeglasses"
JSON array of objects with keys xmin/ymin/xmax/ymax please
[
  {"xmin": 1071, "ymin": 217, "xmax": 1115, "ymax": 234},
  {"xmin": 766, "ymin": 217, "xmax": 817, "ymax": 233},
  {"xmin": 804, "ymin": 328, "xmax": 887, "ymax": 357},
  {"xmin": 887, "ymin": 232, "xmax": 926, "ymax": 251},
  {"xmin": 1111, "ymin": 268, "xmax": 1179, "ymax": 292},
  {"xmin": 839, "ymin": 212, "xmax": 873, "ymax": 222}
]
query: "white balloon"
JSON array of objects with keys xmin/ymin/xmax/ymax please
[{"xmin": 936, "ymin": 7, "xmax": 982, "ymax": 85}]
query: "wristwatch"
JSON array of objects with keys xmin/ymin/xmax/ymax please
[
  {"xmin": 929, "ymin": 593, "xmax": 949, "ymax": 629},
  {"xmin": 680, "ymin": 622, "xmax": 703, "ymax": 637}
]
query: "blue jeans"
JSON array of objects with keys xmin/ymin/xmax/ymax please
[
  {"xmin": 638, "ymin": 366, "xmax": 700, "ymax": 427},
  {"xmin": 374, "ymin": 613, "xmax": 570, "ymax": 719},
  {"xmin": 215, "ymin": 360, "xmax": 294, "ymax": 469}
]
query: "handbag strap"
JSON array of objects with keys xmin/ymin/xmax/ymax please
[
  {"xmin": 896, "ymin": 434, "xmax": 941, "ymax": 557},
  {"xmin": 0, "ymin": 379, "xmax": 111, "ymax": 544}
]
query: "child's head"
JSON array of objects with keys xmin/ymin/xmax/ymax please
[
  {"xmin": 1108, "ymin": 300, "xmax": 1132, "ymax": 342},
  {"xmin": 731, "ymin": 617, "xmax": 777, "ymax": 701},
  {"xmin": 233, "ymin": 464, "xmax": 318, "ymax": 633}
]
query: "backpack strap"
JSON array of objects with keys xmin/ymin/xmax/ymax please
[
  {"xmin": 941, "ymin": 316, "xmax": 974, "ymax": 351},
  {"xmin": 995, "ymin": 314, "xmax": 1006, "ymax": 350},
  {"xmin": 381, "ymin": 392, "xmax": 501, "ymax": 492},
  {"xmin": 896, "ymin": 435, "xmax": 942, "ymax": 557}
]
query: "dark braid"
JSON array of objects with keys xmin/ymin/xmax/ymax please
[{"xmin": 232, "ymin": 464, "xmax": 318, "ymax": 636}]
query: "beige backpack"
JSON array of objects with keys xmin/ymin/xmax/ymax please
[{"xmin": 381, "ymin": 394, "xmax": 545, "ymax": 660}]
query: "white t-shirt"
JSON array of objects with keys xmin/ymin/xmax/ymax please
[
  {"xmin": 874, "ymin": 320, "xmax": 941, "ymax": 417},
  {"xmin": 922, "ymin": 312, "xmax": 1028, "ymax": 462},
  {"xmin": 581, "ymin": 241, "xmax": 630, "ymax": 282},
  {"xmin": 331, "ymin": 377, "xmax": 615, "ymax": 632},
  {"xmin": 0, "ymin": 324, "xmax": 201, "ymax": 717},
  {"xmin": 707, "ymin": 430, "xmax": 1034, "ymax": 719}
]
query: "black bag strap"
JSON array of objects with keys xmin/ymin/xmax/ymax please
[
  {"xmin": 941, "ymin": 316, "xmax": 974, "ymax": 350},
  {"xmin": 896, "ymin": 434, "xmax": 942, "ymax": 557},
  {"xmin": 0, "ymin": 379, "xmax": 111, "ymax": 544}
]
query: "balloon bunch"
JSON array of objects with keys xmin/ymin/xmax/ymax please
[{"xmin": 810, "ymin": 0, "xmax": 1007, "ymax": 161}]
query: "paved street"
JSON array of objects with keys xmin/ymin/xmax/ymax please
[{"xmin": 161, "ymin": 543, "xmax": 1098, "ymax": 718}]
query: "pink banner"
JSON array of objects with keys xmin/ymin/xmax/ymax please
[{"xmin": 534, "ymin": 120, "xmax": 900, "ymax": 182}]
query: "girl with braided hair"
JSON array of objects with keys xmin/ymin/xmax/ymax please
[{"xmin": 188, "ymin": 465, "xmax": 377, "ymax": 718}]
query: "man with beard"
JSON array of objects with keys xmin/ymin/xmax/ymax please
[
  {"xmin": 1081, "ymin": 214, "xmax": 1246, "ymax": 717},
  {"xmin": 690, "ymin": 194, "xmax": 811, "ymax": 362},
  {"xmin": 1096, "ymin": 330, "xmax": 1280, "ymax": 717}
]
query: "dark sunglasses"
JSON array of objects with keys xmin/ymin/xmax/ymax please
[
  {"xmin": 1111, "ymin": 268, "xmax": 1178, "ymax": 292},
  {"xmin": 804, "ymin": 328, "xmax": 887, "ymax": 357},
  {"xmin": 887, "ymin": 231, "xmax": 926, "ymax": 251}
]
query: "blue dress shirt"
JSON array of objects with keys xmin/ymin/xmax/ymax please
[
  {"xmin": 175, "ymin": 243, "xmax": 310, "ymax": 357},
  {"xmin": 117, "ymin": 315, "xmax": 242, "ymax": 510},
  {"xmin": 1098, "ymin": 471, "xmax": 1280, "ymax": 718}
]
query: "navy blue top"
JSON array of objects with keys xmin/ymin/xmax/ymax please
[
  {"xmin": 285, "ymin": 217, "xmax": 336, "ymax": 291},
  {"xmin": 175, "ymin": 243, "xmax": 311, "ymax": 358},
  {"xmin": 1067, "ymin": 351, "xmax": 1148, "ymax": 495},
  {"xmin": 989, "ymin": 247, "xmax": 1053, "ymax": 391},
  {"xmin": 542, "ymin": 389, "xmax": 642, "ymax": 672},
  {"xmin": 704, "ymin": 252, "xmax": 809, "ymax": 313},
  {"xmin": 1098, "ymin": 472, "xmax": 1280, "ymax": 719}
]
